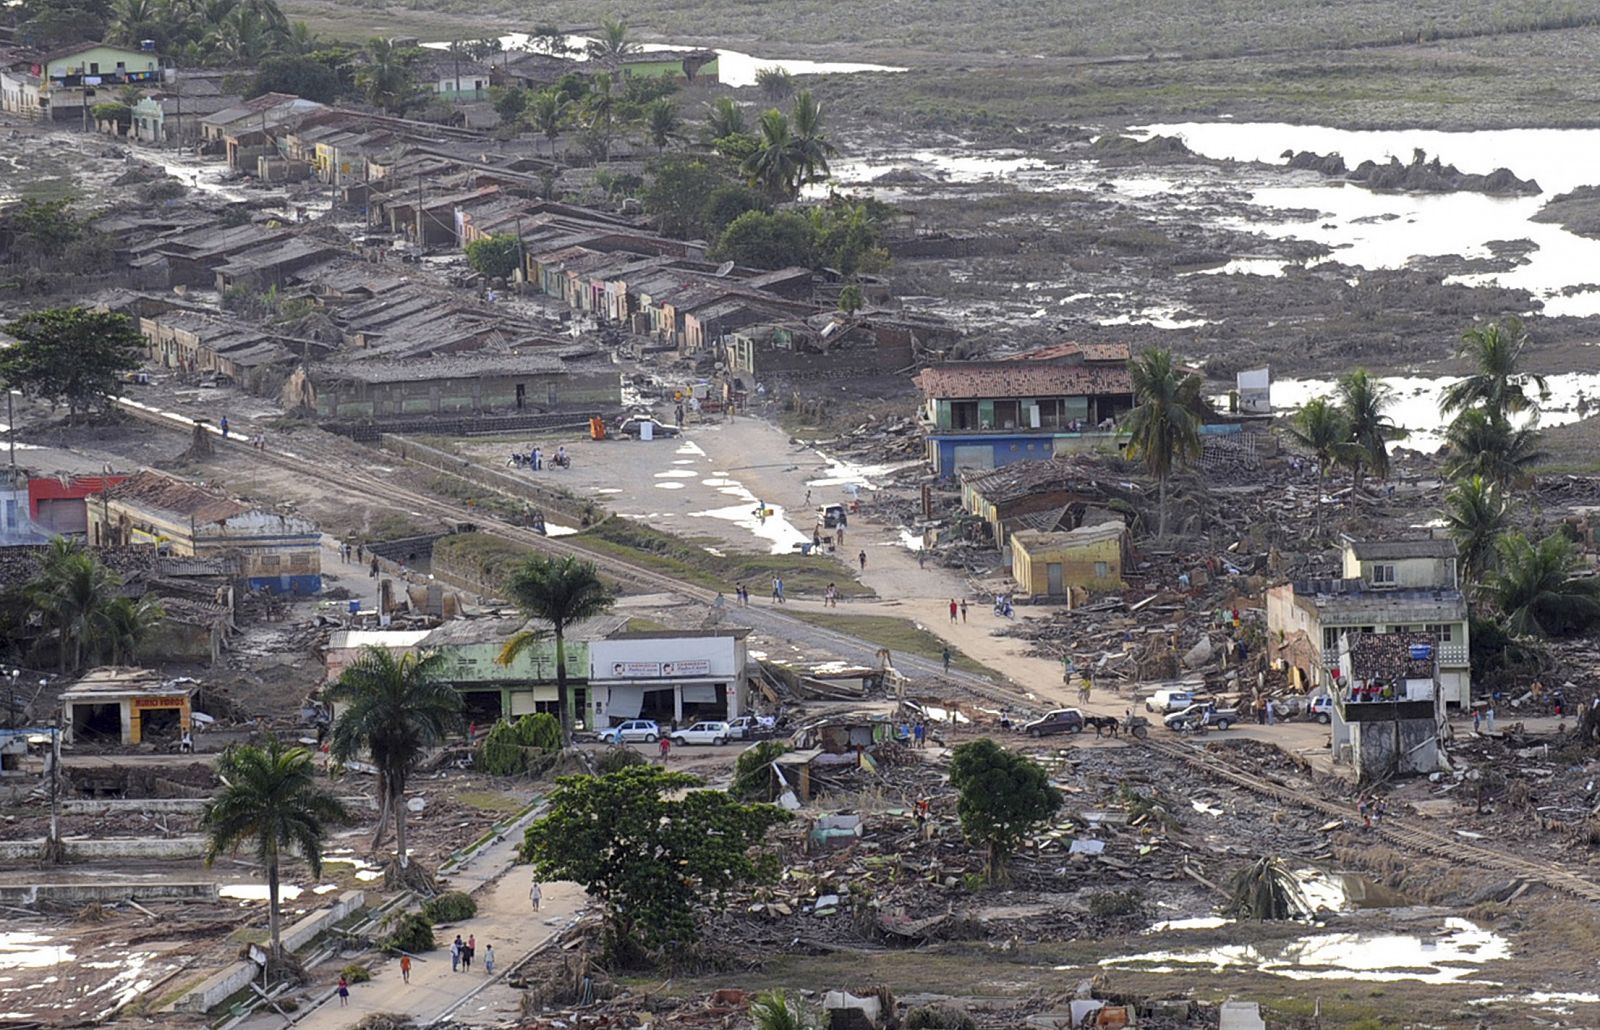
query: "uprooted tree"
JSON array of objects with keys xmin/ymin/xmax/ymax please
[
  {"xmin": 520, "ymin": 765, "xmax": 789, "ymax": 965},
  {"xmin": 948, "ymin": 738, "xmax": 1060, "ymax": 881}
]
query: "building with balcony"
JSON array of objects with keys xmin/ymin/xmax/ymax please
[
  {"xmin": 1, "ymin": 43, "xmax": 161, "ymax": 122},
  {"xmin": 914, "ymin": 343, "xmax": 1135, "ymax": 476},
  {"xmin": 1267, "ymin": 535, "xmax": 1470, "ymax": 706},
  {"xmin": 1330, "ymin": 631, "xmax": 1446, "ymax": 783}
]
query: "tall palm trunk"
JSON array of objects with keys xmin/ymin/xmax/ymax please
[
  {"xmin": 370, "ymin": 771, "xmax": 391, "ymax": 850},
  {"xmin": 554, "ymin": 631, "xmax": 573, "ymax": 744},
  {"xmin": 393, "ymin": 779, "xmax": 409, "ymax": 868},
  {"xmin": 267, "ymin": 855, "xmax": 283, "ymax": 960},
  {"xmin": 1315, "ymin": 463, "xmax": 1326, "ymax": 537},
  {"xmin": 1157, "ymin": 474, "xmax": 1169, "ymax": 538}
]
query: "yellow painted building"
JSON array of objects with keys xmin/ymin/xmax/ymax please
[{"xmin": 1010, "ymin": 522, "xmax": 1128, "ymax": 598}]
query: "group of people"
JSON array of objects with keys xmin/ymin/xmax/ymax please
[
  {"xmin": 993, "ymin": 593, "xmax": 1015, "ymax": 619},
  {"xmin": 899, "ymin": 720, "xmax": 930, "ymax": 747},
  {"xmin": 450, "ymin": 933, "xmax": 494, "ymax": 975},
  {"xmin": 337, "ymin": 542, "xmax": 365, "ymax": 565},
  {"xmin": 1356, "ymin": 794, "xmax": 1388, "ymax": 829},
  {"xmin": 947, "ymin": 598, "xmax": 970, "ymax": 622}
]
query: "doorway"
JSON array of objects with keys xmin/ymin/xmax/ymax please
[
  {"xmin": 515, "ymin": 383, "xmax": 525, "ymax": 409},
  {"xmin": 72, "ymin": 702, "xmax": 122, "ymax": 742},
  {"xmin": 1047, "ymin": 562, "xmax": 1064, "ymax": 596}
]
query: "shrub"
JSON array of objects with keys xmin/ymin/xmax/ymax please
[
  {"xmin": 596, "ymin": 745, "xmax": 647, "ymax": 774},
  {"xmin": 479, "ymin": 719, "xmax": 528, "ymax": 776},
  {"xmin": 1087, "ymin": 890, "xmax": 1146, "ymax": 919},
  {"xmin": 730, "ymin": 740, "xmax": 787, "ymax": 800},
  {"xmin": 904, "ymin": 1005, "xmax": 977, "ymax": 1030},
  {"xmin": 464, "ymin": 233, "xmax": 521, "ymax": 279},
  {"xmin": 421, "ymin": 891, "xmax": 477, "ymax": 923},
  {"xmin": 381, "ymin": 912, "xmax": 435, "ymax": 954},
  {"xmin": 339, "ymin": 963, "xmax": 372, "ymax": 983},
  {"xmin": 515, "ymin": 712, "xmax": 562, "ymax": 752}
]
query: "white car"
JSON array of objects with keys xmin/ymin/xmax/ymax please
[
  {"xmin": 1145, "ymin": 688, "xmax": 1200, "ymax": 714},
  {"xmin": 670, "ymin": 721, "xmax": 733, "ymax": 746},
  {"xmin": 726, "ymin": 715, "xmax": 776, "ymax": 740},
  {"xmin": 599, "ymin": 719, "xmax": 660, "ymax": 744}
]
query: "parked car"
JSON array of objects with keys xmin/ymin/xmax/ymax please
[
  {"xmin": 670, "ymin": 721, "xmax": 733, "ymax": 746},
  {"xmin": 598, "ymin": 719, "xmax": 660, "ymax": 744},
  {"xmin": 1022, "ymin": 708, "xmax": 1086, "ymax": 737},
  {"xmin": 617, "ymin": 416, "xmax": 681, "ymax": 439},
  {"xmin": 1145, "ymin": 688, "xmax": 1200, "ymax": 714},
  {"xmin": 726, "ymin": 714, "xmax": 777, "ymax": 740},
  {"xmin": 1164, "ymin": 703, "xmax": 1238, "ymax": 732},
  {"xmin": 1308, "ymin": 695, "xmax": 1333, "ymax": 724}
]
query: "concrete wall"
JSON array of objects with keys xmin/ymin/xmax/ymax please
[
  {"xmin": 315, "ymin": 368, "xmax": 620, "ymax": 419},
  {"xmin": 0, "ymin": 881, "xmax": 217, "ymax": 906},
  {"xmin": 1012, "ymin": 533, "xmax": 1123, "ymax": 596},
  {"xmin": 0, "ymin": 835, "xmax": 206, "ymax": 862},
  {"xmin": 1346, "ymin": 716, "xmax": 1438, "ymax": 783},
  {"xmin": 281, "ymin": 889, "xmax": 365, "ymax": 952},
  {"xmin": 1341, "ymin": 551, "xmax": 1456, "ymax": 589}
]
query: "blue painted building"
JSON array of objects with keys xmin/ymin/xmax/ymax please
[
  {"xmin": 914, "ymin": 343, "xmax": 1136, "ymax": 477},
  {"xmin": 93, "ymin": 470, "xmax": 322, "ymax": 595}
]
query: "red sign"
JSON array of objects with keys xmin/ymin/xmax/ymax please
[{"xmin": 133, "ymin": 696, "xmax": 188, "ymax": 709}]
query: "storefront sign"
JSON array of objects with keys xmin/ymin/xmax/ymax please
[
  {"xmin": 610, "ymin": 661, "xmax": 662, "ymax": 677},
  {"xmin": 662, "ymin": 659, "xmax": 710, "ymax": 676},
  {"xmin": 133, "ymin": 696, "xmax": 188, "ymax": 709}
]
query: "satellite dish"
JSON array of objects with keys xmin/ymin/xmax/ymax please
[{"xmin": 715, "ymin": 261, "xmax": 735, "ymax": 277}]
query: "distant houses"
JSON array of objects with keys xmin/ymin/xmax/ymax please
[{"xmin": 0, "ymin": 41, "xmax": 162, "ymax": 123}]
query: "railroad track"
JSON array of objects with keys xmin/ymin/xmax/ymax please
[
  {"xmin": 111, "ymin": 399, "xmax": 1018, "ymax": 700},
  {"xmin": 1144, "ymin": 736, "xmax": 1600, "ymax": 904}
]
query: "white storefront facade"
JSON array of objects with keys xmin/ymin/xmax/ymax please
[{"xmin": 589, "ymin": 630, "xmax": 749, "ymax": 728}]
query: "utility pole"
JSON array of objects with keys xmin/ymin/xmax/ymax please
[
  {"xmin": 514, "ymin": 214, "xmax": 524, "ymax": 287},
  {"xmin": 46, "ymin": 707, "xmax": 62, "ymax": 863},
  {"xmin": 415, "ymin": 171, "xmax": 424, "ymax": 245},
  {"xmin": 7, "ymin": 387, "xmax": 16, "ymax": 480}
]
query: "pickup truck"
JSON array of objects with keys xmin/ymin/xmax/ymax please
[
  {"xmin": 1164, "ymin": 702, "xmax": 1239, "ymax": 732},
  {"xmin": 1145, "ymin": 688, "xmax": 1204, "ymax": 714},
  {"xmin": 726, "ymin": 715, "xmax": 778, "ymax": 740}
]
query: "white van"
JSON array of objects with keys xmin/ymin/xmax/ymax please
[{"xmin": 1145, "ymin": 688, "xmax": 1200, "ymax": 714}]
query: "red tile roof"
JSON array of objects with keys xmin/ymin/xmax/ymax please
[
  {"xmin": 1007, "ymin": 341, "xmax": 1131, "ymax": 363},
  {"xmin": 106, "ymin": 470, "xmax": 250, "ymax": 524},
  {"xmin": 915, "ymin": 361, "xmax": 1132, "ymax": 400}
]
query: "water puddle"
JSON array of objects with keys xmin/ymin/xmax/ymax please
[
  {"xmin": 1145, "ymin": 915, "xmax": 1234, "ymax": 932},
  {"xmin": 806, "ymin": 453, "xmax": 921, "ymax": 491},
  {"xmin": 654, "ymin": 482, "xmax": 686, "ymax": 490},
  {"xmin": 0, "ymin": 932, "xmax": 74, "ymax": 969},
  {"xmin": 323, "ymin": 850, "xmax": 385, "ymax": 882},
  {"xmin": 1099, "ymin": 917, "xmax": 1508, "ymax": 985},
  {"xmin": 654, "ymin": 470, "xmax": 698, "ymax": 478},
  {"xmin": 676, "ymin": 442, "xmax": 707, "ymax": 456},
  {"xmin": 544, "ymin": 522, "xmax": 578, "ymax": 537},
  {"xmin": 220, "ymin": 883, "xmax": 305, "ymax": 902},
  {"xmin": 899, "ymin": 529, "xmax": 925, "ymax": 552},
  {"xmin": 688, "ymin": 502, "xmax": 810, "ymax": 554}
]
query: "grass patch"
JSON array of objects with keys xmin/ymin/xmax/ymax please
[
  {"xmin": 784, "ymin": 610, "xmax": 991, "ymax": 676},
  {"xmin": 432, "ymin": 532, "xmax": 536, "ymax": 588},
  {"xmin": 456, "ymin": 790, "xmax": 526, "ymax": 814},
  {"xmin": 625, "ymin": 617, "xmax": 672, "ymax": 632},
  {"xmin": 429, "ymin": 473, "xmax": 540, "ymax": 522},
  {"xmin": 570, "ymin": 518, "xmax": 873, "ymax": 599}
]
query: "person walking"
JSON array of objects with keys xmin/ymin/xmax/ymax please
[
  {"xmin": 1486, "ymin": 705, "xmax": 1496, "ymax": 733},
  {"xmin": 463, "ymin": 934, "xmax": 475, "ymax": 971},
  {"xmin": 337, "ymin": 976, "xmax": 349, "ymax": 1006},
  {"xmin": 1473, "ymin": 707, "xmax": 1482, "ymax": 734},
  {"xmin": 858, "ymin": 549, "xmax": 867, "ymax": 571},
  {"xmin": 949, "ymin": 598, "xmax": 958, "ymax": 622},
  {"xmin": 369, "ymin": 555, "xmax": 380, "ymax": 578},
  {"xmin": 356, "ymin": 544, "xmax": 364, "ymax": 563},
  {"xmin": 484, "ymin": 944, "xmax": 495, "ymax": 975},
  {"xmin": 942, "ymin": 646, "xmax": 951, "ymax": 673},
  {"xmin": 400, "ymin": 954, "xmax": 411, "ymax": 984},
  {"xmin": 959, "ymin": 598, "xmax": 968, "ymax": 623},
  {"xmin": 219, "ymin": 415, "xmax": 229, "ymax": 439},
  {"xmin": 529, "ymin": 880, "xmax": 542, "ymax": 912},
  {"xmin": 658, "ymin": 736, "xmax": 672, "ymax": 761},
  {"xmin": 914, "ymin": 721, "xmax": 926, "ymax": 748},
  {"xmin": 451, "ymin": 935, "xmax": 462, "ymax": 972}
]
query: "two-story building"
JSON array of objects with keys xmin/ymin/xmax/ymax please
[
  {"xmin": 1267, "ymin": 536, "xmax": 1470, "ymax": 706},
  {"xmin": 914, "ymin": 343, "xmax": 1135, "ymax": 476},
  {"xmin": 1, "ymin": 42, "xmax": 161, "ymax": 122},
  {"xmin": 588, "ymin": 629, "xmax": 749, "ymax": 727},
  {"xmin": 1331, "ymin": 631, "xmax": 1446, "ymax": 782}
]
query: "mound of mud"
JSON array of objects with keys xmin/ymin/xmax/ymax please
[
  {"xmin": 1092, "ymin": 133, "xmax": 1195, "ymax": 162},
  {"xmin": 1285, "ymin": 148, "xmax": 1539, "ymax": 195}
]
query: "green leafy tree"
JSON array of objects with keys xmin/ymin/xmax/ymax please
[
  {"xmin": 1488, "ymin": 531, "xmax": 1600, "ymax": 637},
  {"xmin": 643, "ymin": 98, "xmax": 683, "ymax": 153},
  {"xmin": 202, "ymin": 738, "xmax": 347, "ymax": 960},
  {"xmin": 1285, "ymin": 396, "xmax": 1353, "ymax": 537},
  {"xmin": 2, "ymin": 199, "xmax": 83, "ymax": 257},
  {"xmin": 1336, "ymin": 368, "xmax": 1405, "ymax": 487},
  {"xmin": 357, "ymin": 36, "xmax": 420, "ymax": 115},
  {"xmin": 1443, "ymin": 475, "xmax": 1508, "ymax": 589},
  {"xmin": 491, "ymin": 85, "xmax": 529, "ymax": 123},
  {"xmin": 948, "ymin": 738, "xmax": 1059, "ymax": 881},
  {"xmin": 27, "ymin": 538, "xmax": 126, "ymax": 672},
  {"xmin": 700, "ymin": 184, "xmax": 769, "ymax": 236},
  {"xmin": 581, "ymin": 71, "xmax": 620, "ymax": 161},
  {"xmin": 789, "ymin": 90, "xmax": 837, "ymax": 188},
  {"xmin": 1122, "ymin": 348, "xmax": 1204, "ymax": 538},
  {"xmin": 0, "ymin": 308, "xmax": 143, "ymax": 420},
  {"xmin": 587, "ymin": 16, "xmax": 636, "ymax": 58},
  {"xmin": 711, "ymin": 210, "xmax": 815, "ymax": 270},
  {"xmin": 496, "ymin": 556, "xmax": 615, "ymax": 742},
  {"xmin": 642, "ymin": 156, "xmax": 729, "ymax": 237},
  {"xmin": 525, "ymin": 24, "xmax": 573, "ymax": 56},
  {"xmin": 712, "ymin": 131, "xmax": 760, "ymax": 163},
  {"xmin": 465, "ymin": 233, "xmax": 522, "ymax": 280},
  {"xmin": 328, "ymin": 648, "xmax": 462, "ymax": 865},
  {"xmin": 524, "ymin": 90, "xmax": 569, "ymax": 160},
  {"xmin": 755, "ymin": 66, "xmax": 793, "ymax": 101},
  {"xmin": 838, "ymin": 283, "xmax": 864, "ymax": 314},
  {"xmin": 91, "ymin": 102, "xmax": 132, "ymax": 129},
  {"xmin": 1441, "ymin": 317, "xmax": 1547, "ymax": 421},
  {"xmin": 248, "ymin": 54, "xmax": 339, "ymax": 103},
  {"xmin": 1441, "ymin": 408, "xmax": 1545, "ymax": 491},
  {"xmin": 742, "ymin": 109, "xmax": 804, "ymax": 200},
  {"xmin": 520, "ymin": 765, "xmax": 788, "ymax": 963},
  {"xmin": 730, "ymin": 739, "xmax": 788, "ymax": 800},
  {"xmin": 705, "ymin": 96, "xmax": 746, "ymax": 141},
  {"xmin": 810, "ymin": 203, "xmax": 887, "ymax": 276}
]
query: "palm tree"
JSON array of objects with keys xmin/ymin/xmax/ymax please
[
  {"xmin": 1336, "ymin": 368, "xmax": 1405, "ymax": 488},
  {"xmin": 705, "ymin": 96, "xmax": 745, "ymax": 140},
  {"xmin": 789, "ymin": 90, "xmax": 837, "ymax": 187},
  {"xmin": 328, "ymin": 649, "xmax": 462, "ymax": 865},
  {"xmin": 1488, "ymin": 531, "xmax": 1600, "ymax": 637},
  {"xmin": 108, "ymin": 0, "xmax": 166, "ymax": 46},
  {"xmin": 750, "ymin": 990, "xmax": 817, "ymax": 1030},
  {"xmin": 755, "ymin": 66, "xmax": 793, "ymax": 102},
  {"xmin": 1443, "ymin": 475, "xmax": 1508, "ymax": 589},
  {"xmin": 1441, "ymin": 317, "xmax": 1547, "ymax": 421},
  {"xmin": 525, "ymin": 24, "xmax": 573, "ymax": 56},
  {"xmin": 742, "ymin": 109, "xmax": 805, "ymax": 200},
  {"xmin": 643, "ymin": 98, "xmax": 682, "ymax": 153},
  {"xmin": 1441, "ymin": 408, "xmax": 1546, "ymax": 490},
  {"xmin": 1284, "ymin": 396, "xmax": 1352, "ymax": 537},
  {"xmin": 1122, "ymin": 348, "xmax": 1205, "ymax": 538},
  {"xmin": 202, "ymin": 738, "xmax": 346, "ymax": 961},
  {"xmin": 583, "ymin": 71, "xmax": 618, "ymax": 161},
  {"xmin": 525, "ymin": 90, "xmax": 568, "ymax": 160},
  {"xmin": 357, "ymin": 37, "xmax": 419, "ymax": 115},
  {"xmin": 586, "ymin": 16, "xmax": 635, "ymax": 59},
  {"xmin": 496, "ymin": 556, "xmax": 615, "ymax": 743},
  {"xmin": 101, "ymin": 595, "xmax": 164, "ymax": 665},
  {"xmin": 27, "ymin": 539, "xmax": 123, "ymax": 672}
]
